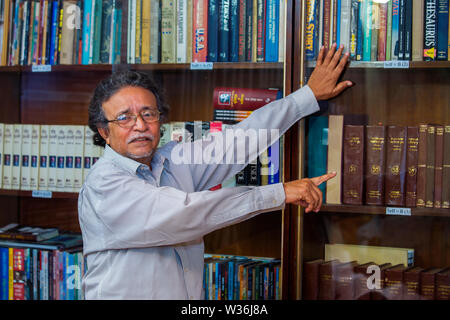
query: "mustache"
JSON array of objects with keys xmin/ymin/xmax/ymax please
[{"xmin": 126, "ymin": 133, "xmax": 155, "ymax": 144}]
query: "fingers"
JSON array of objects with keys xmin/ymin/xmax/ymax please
[
  {"xmin": 310, "ymin": 172, "xmax": 337, "ymax": 186},
  {"xmin": 323, "ymin": 43, "xmax": 337, "ymax": 66},
  {"xmin": 316, "ymin": 46, "xmax": 325, "ymax": 66},
  {"xmin": 332, "ymin": 80, "xmax": 353, "ymax": 97},
  {"xmin": 330, "ymin": 45, "xmax": 344, "ymax": 69}
]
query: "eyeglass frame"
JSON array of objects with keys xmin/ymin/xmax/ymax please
[{"xmin": 104, "ymin": 108, "xmax": 162, "ymax": 128}]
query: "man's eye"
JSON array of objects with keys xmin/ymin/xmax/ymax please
[
  {"xmin": 116, "ymin": 114, "xmax": 130, "ymax": 121},
  {"xmin": 142, "ymin": 111, "xmax": 156, "ymax": 118}
]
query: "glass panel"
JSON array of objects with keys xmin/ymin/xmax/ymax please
[{"xmin": 301, "ymin": 0, "xmax": 450, "ymax": 300}]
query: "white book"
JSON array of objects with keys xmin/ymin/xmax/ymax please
[
  {"xmin": 38, "ymin": 125, "xmax": 50, "ymax": 190},
  {"xmin": 30, "ymin": 125, "xmax": 40, "ymax": 190},
  {"xmin": 55, "ymin": 126, "xmax": 66, "ymax": 191},
  {"xmin": 150, "ymin": 0, "xmax": 161, "ymax": 63},
  {"xmin": 83, "ymin": 126, "xmax": 95, "ymax": 183},
  {"xmin": 73, "ymin": 126, "xmax": 85, "ymax": 192},
  {"xmin": 47, "ymin": 126, "xmax": 58, "ymax": 191},
  {"xmin": 186, "ymin": 0, "xmax": 192, "ymax": 63},
  {"xmin": 2, "ymin": 125, "xmax": 13, "ymax": 189},
  {"xmin": 177, "ymin": 0, "xmax": 187, "ymax": 63},
  {"xmin": 278, "ymin": 0, "xmax": 285, "ymax": 62},
  {"xmin": 340, "ymin": 0, "xmax": 351, "ymax": 54},
  {"xmin": 11, "ymin": 124, "xmax": 22, "ymax": 190},
  {"xmin": 64, "ymin": 126, "xmax": 75, "ymax": 192},
  {"xmin": 20, "ymin": 124, "xmax": 32, "ymax": 191},
  {"xmin": 131, "ymin": 0, "xmax": 137, "ymax": 64},
  {"xmin": 127, "ymin": 0, "xmax": 132, "ymax": 63},
  {"xmin": 318, "ymin": 0, "xmax": 324, "ymax": 49},
  {"xmin": 0, "ymin": 124, "xmax": 4, "ymax": 189},
  {"xmin": 88, "ymin": 0, "xmax": 96, "ymax": 64}
]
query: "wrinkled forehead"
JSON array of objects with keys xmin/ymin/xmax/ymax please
[{"xmin": 102, "ymin": 86, "xmax": 158, "ymax": 117}]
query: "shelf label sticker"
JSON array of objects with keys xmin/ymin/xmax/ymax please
[
  {"xmin": 386, "ymin": 207, "xmax": 411, "ymax": 216},
  {"xmin": 32, "ymin": 190, "xmax": 52, "ymax": 198},
  {"xmin": 190, "ymin": 62, "xmax": 213, "ymax": 70},
  {"xmin": 32, "ymin": 64, "xmax": 52, "ymax": 72},
  {"xmin": 384, "ymin": 61, "xmax": 410, "ymax": 69}
]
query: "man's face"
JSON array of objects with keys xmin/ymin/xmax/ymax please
[{"xmin": 98, "ymin": 86, "xmax": 161, "ymax": 166}]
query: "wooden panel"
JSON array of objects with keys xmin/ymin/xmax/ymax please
[{"xmin": 204, "ymin": 212, "xmax": 282, "ymax": 258}]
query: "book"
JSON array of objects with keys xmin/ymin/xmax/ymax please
[
  {"xmin": 326, "ymin": 115, "xmax": 344, "ymax": 204},
  {"xmin": 416, "ymin": 124, "xmax": 428, "ymax": 207},
  {"xmin": 434, "ymin": 125, "xmax": 444, "ymax": 208},
  {"xmin": 303, "ymin": 259, "xmax": 324, "ymax": 300},
  {"xmin": 377, "ymin": 2, "xmax": 387, "ymax": 61},
  {"xmin": 0, "ymin": 124, "xmax": 4, "ymax": 188},
  {"xmin": 423, "ymin": 0, "xmax": 438, "ymax": 61},
  {"xmin": 384, "ymin": 264, "xmax": 407, "ymax": 300},
  {"xmin": 11, "ymin": 124, "xmax": 22, "ymax": 190},
  {"xmin": 364, "ymin": 125, "xmax": 386, "ymax": 205},
  {"xmin": 404, "ymin": 0, "xmax": 412, "ymax": 60},
  {"xmin": 207, "ymin": 0, "xmax": 219, "ymax": 62},
  {"xmin": 420, "ymin": 267, "xmax": 443, "ymax": 300},
  {"xmin": 370, "ymin": 263, "xmax": 392, "ymax": 300},
  {"xmin": 47, "ymin": 125, "xmax": 58, "ymax": 191},
  {"xmin": 353, "ymin": 261, "xmax": 375, "ymax": 300},
  {"xmin": 342, "ymin": 125, "xmax": 364, "ymax": 205},
  {"xmin": 0, "ymin": 223, "xmax": 59, "ymax": 242},
  {"xmin": 405, "ymin": 126, "xmax": 419, "ymax": 207},
  {"xmin": 391, "ymin": 0, "xmax": 400, "ymax": 60},
  {"xmin": 335, "ymin": 260, "xmax": 358, "ymax": 300},
  {"xmin": 425, "ymin": 125, "xmax": 436, "ymax": 207},
  {"xmin": 192, "ymin": 0, "xmax": 208, "ymax": 62},
  {"xmin": 55, "ymin": 126, "xmax": 66, "ymax": 191},
  {"xmin": 150, "ymin": 0, "xmax": 161, "ymax": 63},
  {"xmin": 161, "ymin": 0, "xmax": 176, "ymax": 63},
  {"xmin": 307, "ymin": 116, "xmax": 328, "ymax": 202},
  {"xmin": 255, "ymin": 0, "xmax": 265, "ymax": 62},
  {"xmin": 64, "ymin": 126, "xmax": 75, "ymax": 192},
  {"xmin": 73, "ymin": 126, "xmax": 84, "ymax": 192},
  {"xmin": 437, "ymin": 0, "xmax": 449, "ymax": 60},
  {"xmin": 2, "ymin": 125, "xmax": 13, "ymax": 189},
  {"xmin": 238, "ymin": 0, "xmax": 247, "ymax": 61},
  {"xmin": 38, "ymin": 125, "xmax": 49, "ymax": 190},
  {"xmin": 12, "ymin": 248, "xmax": 26, "ymax": 300},
  {"xmin": 442, "ymin": 125, "xmax": 450, "ymax": 208},
  {"xmin": 20, "ymin": 124, "xmax": 32, "ymax": 191},
  {"xmin": 212, "ymin": 87, "xmax": 281, "ymax": 111},
  {"xmin": 305, "ymin": 0, "xmax": 320, "ymax": 60},
  {"xmin": 244, "ymin": 0, "xmax": 253, "ymax": 61},
  {"xmin": 135, "ymin": 0, "xmax": 142, "ymax": 64},
  {"xmin": 385, "ymin": 126, "xmax": 407, "ymax": 206},
  {"xmin": 30, "ymin": 125, "xmax": 40, "ymax": 191},
  {"xmin": 318, "ymin": 260, "xmax": 340, "ymax": 300},
  {"xmin": 218, "ymin": 0, "xmax": 230, "ymax": 62},
  {"xmin": 60, "ymin": 1, "xmax": 76, "ymax": 64},
  {"xmin": 325, "ymin": 243, "xmax": 414, "ymax": 267},
  {"xmin": 229, "ymin": 0, "xmax": 239, "ymax": 62},
  {"xmin": 403, "ymin": 266, "xmax": 424, "ymax": 300},
  {"xmin": 436, "ymin": 267, "xmax": 450, "ymax": 300},
  {"xmin": 177, "ymin": 0, "xmax": 188, "ymax": 63},
  {"xmin": 412, "ymin": 0, "xmax": 425, "ymax": 61},
  {"xmin": 264, "ymin": 0, "xmax": 279, "ymax": 62}
]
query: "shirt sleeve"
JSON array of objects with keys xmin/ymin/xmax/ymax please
[
  {"xmin": 175, "ymin": 85, "xmax": 320, "ymax": 191},
  {"xmin": 80, "ymin": 170, "xmax": 286, "ymax": 250}
]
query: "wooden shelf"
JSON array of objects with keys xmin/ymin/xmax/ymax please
[
  {"xmin": 319, "ymin": 204, "xmax": 450, "ymax": 218},
  {"xmin": 306, "ymin": 60, "xmax": 450, "ymax": 69},
  {"xmin": 0, "ymin": 62, "xmax": 284, "ymax": 73},
  {"xmin": 0, "ymin": 189, "xmax": 78, "ymax": 199}
]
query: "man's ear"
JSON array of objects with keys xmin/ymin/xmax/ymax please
[{"xmin": 98, "ymin": 127, "xmax": 110, "ymax": 145}]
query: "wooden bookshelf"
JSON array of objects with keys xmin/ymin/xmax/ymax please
[{"xmin": 319, "ymin": 204, "xmax": 450, "ymax": 218}]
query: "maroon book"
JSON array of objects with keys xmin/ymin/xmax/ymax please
[
  {"xmin": 385, "ymin": 126, "xmax": 407, "ymax": 206},
  {"xmin": 436, "ymin": 268, "xmax": 450, "ymax": 300},
  {"xmin": 434, "ymin": 125, "xmax": 444, "ymax": 208},
  {"xmin": 342, "ymin": 125, "xmax": 365, "ymax": 205},
  {"xmin": 442, "ymin": 126, "xmax": 450, "ymax": 209},
  {"xmin": 420, "ymin": 267, "xmax": 443, "ymax": 300},
  {"xmin": 403, "ymin": 266, "xmax": 424, "ymax": 300},
  {"xmin": 405, "ymin": 127, "xmax": 419, "ymax": 207},
  {"xmin": 425, "ymin": 125, "xmax": 436, "ymax": 208},
  {"xmin": 384, "ymin": 264, "xmax": 407, "ymax": 300},
  {"xmin": 303, "ymin": 259, "xmax": 324, "ymax": 300},
  {"xmin": 371, "ymin": 263, "xmax": 393, "ymax": 300},
  {"xmin": 353, "ymin": 262, "xmax": 376, "ymax": 300},
  {"xmin": 416, "ymin": 124, "xmax": 428, "ymax": 207},
  {"xmin": 212, "ymin": 87, "xmax": 280, "ymax": 111},
  {"xmin": 335, "ymin": 261, "xmax": 358, "ymax": 300},
  {"xmin": 364, "ymin": 126, "xmax": 386, "ymax": 205},
  {"xmin": 318, "ymin": 260, "xmax": 340, "ymax": 300}
]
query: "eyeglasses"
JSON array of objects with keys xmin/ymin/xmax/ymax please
[{"xmin": 105, "ymin": 109, "xmax": 161, "ymax": 128}]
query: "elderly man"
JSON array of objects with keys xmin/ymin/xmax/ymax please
[{"xmin": 78, "ymin": 44, "xmax": 352, "ymax": 299}]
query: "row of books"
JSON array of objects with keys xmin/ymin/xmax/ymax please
[
  {"xmin": 0, "ymin": 0, "xmax": 286, "ymax": 66},
  {"xmin": 0, "ymin": 224, "xmax": 84, "ymax": 300},
  {"xmin": 304, "ymin": 259, "xmax": 450, "ymax": 300},
  {"xmin": 0, "ymin": 124, "xmax": 103, "ymax": 193},
  {"xmin": 158, "ymin": 120, "xmax": 282, "ymax": 187},
  {"xmin": 305, "ymin": 0, "xmax": 450, "ymax": 62},
  {"xmin": 307, "ymin": 116, "xmax": 450, "ymax": 209},
  {"xmin": 203, "ymin": 254, "xmax": 281, "ymax": 300}
]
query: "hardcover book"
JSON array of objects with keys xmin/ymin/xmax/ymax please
[
  {"xmin": 342, "ymin": 125, "xmax": 364, "ymax": 205},
  {"xmin": 405, "ymin": 126, "xmax": 419, "ymax": 207},
  {"xmin": 364, "ymin": 125, "xmax": 386, "ymax": 205},
  {"xmin": 416, "ymin": 124, "xmax": 428, "ymax": 207},
  {"xmin": 353, "ymin": 261, "xmax": 375, "ymax": 300},
  {"xmin": 442, "ymin": 126, "xmax": 450, "ymax": 208},
  {"xmin": 30, "ymin": 125, "xmax": 40, "ymax": 191},
  {"xmin": 318, "ymin": 260, "xmax": 340, "ymax": 300},
  {"xmin": 384, "ymin": 264, "xmax": 407, "ymax": 300},
  {"xmin": 303, "ymin": 259, "xmax": 324, "ymax": 300},
  {"xmin": 371, "ymin": 263, "xmax": 392, "ymax": 300},
  {"xmin": 385, "ymin": 126, "xmax": 407, "ymax": 206},
  {"xmin": 425, "ymin": 125, "xmax": 436, "ymax": 207},
  {"xmin": 326, "ymin": 115, "xmax": 344, "ymax": 204},
  {"xmin": 420, "ymin": 267, "xmax": 443, "ymax": 300},
  {"xmin": 11, "ymin": 124, "xmax": 22, "ymax": 190},
  {"xmin": 403, "ymin": 266, "xmax": 424, "ymax": 300},
  {"xmin": 434, "ymin": 125, "xmax": 444, "ymax": 208},
  {"xmin": 20, "ymin": 124, "xmax": 32, "ymax": 191},
  {"xmin": 335, "ymin": 260, "xmax": 358, "ymax": 300},
  {"xmin": 39, "ymin": 125, "xmax": 50, "ymax": 190},
  {"xmin": 436, "ymin": 268, "xmax": 450, "ymax": 300}
]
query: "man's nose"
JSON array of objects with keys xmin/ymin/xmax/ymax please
[{"xmin": 133, "ymin": 114, "xmax": 148, "ymax": 130}]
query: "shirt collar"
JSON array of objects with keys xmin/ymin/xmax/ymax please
[{"xmin": 103, "ymin": 144, "xmax": 167, "ymax": 175}]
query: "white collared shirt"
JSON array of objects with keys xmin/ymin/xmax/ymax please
[{"xmin": 78, "ymin": 85, "xmax": 319, "ymax": 299}]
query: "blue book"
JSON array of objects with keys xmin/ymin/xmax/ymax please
[
  {"xmin": 114, "ymin": 3, "xmax": 123, "ymax": 64},
  {"xmin": 307, "ymin": 116, "xmax": 329, "ymax": 201},
  {"xmin": 67, "ymin": 253, "xmax": 75, "ymax": 300},
  {"xmin": 208, "ymin": 0, "xmax": 219, "ymax": 62},
  {"xmin": 0, "ymin": 248, "xmax": 8, "ymax": 300},
  {"xmin": 362, "ymin": 0, "xmax": 372, "ymax": 61},
  {"xmin": 391, "ymin": 0, "xmax": 400, "ymax": 60},
  {"xmin": 305, "ymin": 0, "xmax": 320, "ymax": 60},
  {"xmin": 265, "ymin": 0, "xmax": 280, "ymax": 62},
  {"xmin": 229, "ymin": 0, "xmax": 239, "ymax": 62},
  {"xmin": 82, "ymin": 0, "xmax": 94, "ymax": 65},
  {"xmin": 336, "ymin": 0, "xmax": 342, "ymax": 47},
  {"xmin": 219, "ymin": 0, "xmax": 231, "ymax": 61},
  {"xmin": 32, "ymin": 249, "xmax": 38, "ymax": 300},
  {"xmin": 437, "ymin": 0, "xmax": 449, "ymax": 60},
  {"xmin": 356, "ymin": 0, "xmax": 363, "ymax": 60},
  {"xmin": 49, "ymin": 1, "xmax": 59, "ymax": 65}
]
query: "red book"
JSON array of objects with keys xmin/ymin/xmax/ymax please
[
  {"xmin": 238, "ymin": 0, "xmax": 246, "ymax": 61},
  {"xmin": 322, "ymin": 0, "xmax": 331, "ymax": 49},
  {"xmin": 384, "ymin": 264, "xmax": 407, "ymax": 300},
  {"xmin": 192, "ymin": 0, "xmax": 208, "ymax": 62},
  {"xmin": 212, "ymin": 87, "xmax": 281, "ymax": 111},
  {"xmin": 420, "ymin": 267, "xmax": 443, "ymax": 300},
  {"xmin": 371, "ymin": 263, "xmax": 392, "ymax": 300},
  {"xmin": 256, "ymin": 0, "xmax": 265, "ymax": 62},
  {"xmin": 354, "ymin": 262, "xmax": 376, "ymax": 300},
  {"xmin": 434, "ymin": 125, "xmax": 444, "ymax": 208},
  {"xmin": 385, "ymin": 126, "xmax": 407, "ymax": 206},
  {"xmin": 303, "ymin": 259, "xmax": 324, "ymax": 300},
  {"xmin": 12, "ymin": 248, "xmax": 25, "ymax": 300},
  {"xmin": 405, "ymin": 127, "xmax": 419, "ymax": 207},
  {"xmin": 335, "ymin": 261, "xmax": 358, "ymax": 300},
  {"xmin": 377, "ymin": 3, "xmax": 388, "ymax": 61},
  {"xmin": 403, "ymin": 266, "xmax": 424, "ymax": 300},
  {"xmin": 416, "ymin": 124, "xmax": 428, "ymax": 207},
  {"xmin": 342, "ymin": 125, "xmax": 365, "ymax": 205},
  {"xmin": 436, "ymin": 268, "xmax": 450, "ymax": 300}
]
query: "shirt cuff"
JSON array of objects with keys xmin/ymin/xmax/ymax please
[
  {"xmin": 256, "ymin": 183, "xmax": 286, "ymax": 211},
  {"xmin": 288, "ymin": 85, "xmax": 320, "ymax": 117}
]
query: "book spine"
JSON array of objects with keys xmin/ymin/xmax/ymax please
[
  {"xmin": 305, "ymin": 0, "xmax": 318, "ymax": 60},
  {"xmin": 326, "ymin": 115, "xmax": 344, "ymax": 204},
  {"xmin": 423, "ymin": 0, "xmax": 438, "ymax": 61},
  {"xmin": 100, "ymin": 0, "xmax": 113, "ymax": 63},
  {"xmin": 212, "ymin": 87, "xmax": 280, "ymax": 110},
  {"xmin": 82, "ymin": 0, "xmax": 93, "ymax": 64},
  {"xmin": 420, "ymin": 272, "xmax": 438, "ymax": 300},
  {"xmin": 385, "ymin": 268, "xmax": 404, "ymax": 300},
  {"xmin": 356, "ymin": 0, "xmax": 363, "ymax": 60},
  {"xmin": 443, "ymin": 126, "xmax": 450, "ymax": 208},
  {"xmin": 38, "ymin": 125, "xmax": 49, "ymax": 190},
  {"xmin": 60, "ymin": 1, "xmax": 75, "ymax": 64},
  {"xmin": 229, "ymin": 0, "xmax": 239, "ymax": 62},
  {"xmin": 342, "ymin": 125, "xmax": 364, "ymax": 205},
  {"xmin": 370, "ymin": 2, "xmax": 379, "ymax": 61},
  {"xmin": 385, "ymin": 0, "xmax": 392, "ymax": 60},
  {"xmin": 307, "ymin": 116, "xmax": 328, "ymax": 201},
  {"xmin": 47, "ymin": 126, "xmax": 58, "ymax": 191},
  {"xmin": 244, "ymin": 0, "xmax": 253, "ymax": 61},
  {"xmin": 161, "ymin": 0, "xmax": 176, "ymax": 63},
  {"xmin": 192, "ymin": 0, "xmax": 208, "ymax": 62},
  {"xmin": 92, "ymin": 0, "xmax": 103, "ymax": 64},
  {"xmin": 362, "ymin": 0, "xmax": 372, "ymax": 61},
  {"xmin": 55, "ymin": 126, "xmax": 66, "ymax": 191},
  {"xmin": 434, "ymin": 125, "xmax": 444, "ymax": 208},
  {"xmin": 73, "ymin": 126, "xmax": 84, "ymax": 192},
  {"xmin": 20, "ymin": 125, "xmax": 32, "ymax": 191},
  {"xmin": 150, "ymin": 0, "xmax": 161, "ymax": 63},
  {"xmin": 377, "ymin": 2, "xmax": 387, "ymax": 61},
  {"xmin": 425, "ymin": 125, "xmax": 436, "ymax": 207},
  {"xmin": 264, "ymin": 0, "xmax": 279, "ymax": 62},
  {"xmin": 2, "ymin": 125, "xmax": 13, "ymax": 189},
  {"xmin": 0, "ymin": 124, "xmax": 4, "ymax": 189},
  {"xmin": 364, "ymin": 126, "xmax": 386, "ymax": 205},
  {"xmin": 437, "ymin": 0, "xmax": 449, "ymax": 60},
  {"xmin": 318, "ymin": 262, "xmax": 336, "ymax": 300},
  {"xmin": 405, "ymin": 126, "xmax": 419, "ymax": 207},
  {"xmin": 238, "ymin": 0, "xmax": 247, "ymax": 61},
  {"xmin": 64, "ymin": 126, "xmax": 75, "ymax": 192},
  {"xmin": 219, "ymin": 0, "xmax": 231, "ymax": 61},
  {"xmin": 436, "ymin": 270, "xmax": 450, "ymax": 300},
  {"xmin": 412, "ymin": 0, "xmax": 424, "ymax": 61},
  {"xmin": 255, "ymin": 0, "xmax": 264, "ymax": 62},
  {"xmin": 391, "ymin": 0, "xmax": 400, "ymax": 60},
  {"xmin": 323, "ymin": 0, "xmax": 331, "ymax": 50},
  {"xmin": 177, "ymin": 0, "xmax": 188, "ymax": 63},
  {"xmin": 416, "ymin": 124, "xmax": 428, "ymax": 207},
  {"xmin": 208, "ymin": 0, "xmax": 219, "ymax": 61},
  {"xmin": 339, "ymin": 0, "xmax": 351, "ymax": 54},
  {"xmin": 135, "ymin": 0, "xmax": 142, "ymax": 63},
  {"xmin": 398, "ymin": 0, "xmax": 406, "ymax": 60},
  {"xmin": 403, "ymin": 270, "xmax": 421, "ymax": 299},
  {"xmin": 385, "ymin": 126, "xmax": 407, "ymax": 206},
  {"xmin": 11, "ymin": 124, "xmax": 22, "ymax": 190},
  {"xmin": 350, "ymin": 0, "xmax": 359, "ymax": 59},
  {"xmin": 404, "ymin": 0, "xmax": 412, "ymax": 60}
]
